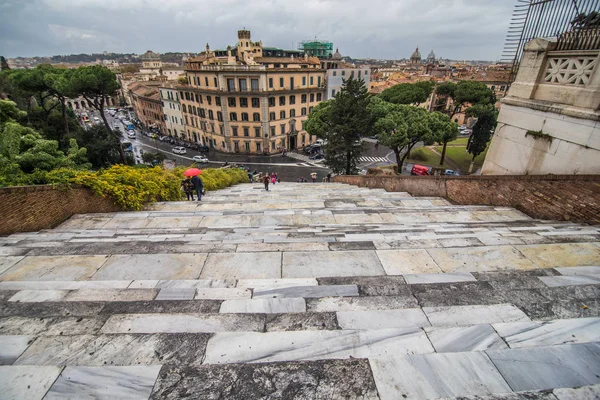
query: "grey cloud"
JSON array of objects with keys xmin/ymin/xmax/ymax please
[{"xmin": 2, "ymin": 0, "xmax": 515, "ymax": 60}]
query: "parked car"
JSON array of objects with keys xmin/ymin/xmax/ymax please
[
  {"xmin": 192, "ymin": 155, "xmax": 208, "ymax": 163},
  {"xmin": 127, "ymin": 131, "xmax": 136, "ymax": 139},
  {"xmin": 444, "ymin": 169, "xmax": 460, "ymax": 176},
  {"xmin": 172, "ymin": 146, "xmax": 187, "ymax": 155},
  {"xmin": 411, "ymin": 164, "xmax": 431, "ymax": 176},
  {"xmin": 310, "ymin": 153, "xmax": 325, "ymax": 160}
]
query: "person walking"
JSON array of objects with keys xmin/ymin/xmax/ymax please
[
  {"xmin": 326, "ymin": 172, "xmax": 332, "ymax": 183},
  {"xmin": 263, "ymin": 173, "xmax": 270, "ymax": 191},
  {"xmin": 271, "ymin": 174, "xmax": 277, "ymax": 185},
  {"xmin": 181, "ymin": 177, "xmax": 195, "ymax": 201},
  {"xmin": 310, "ymin": 172, "xmax": 317, "ymax": 183},
  {"xmin": 191, "ymin": 174, "xmax": 204, "ymax": 201}
]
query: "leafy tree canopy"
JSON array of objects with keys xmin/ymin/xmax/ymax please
[
  {"xmin": 380, "ymin": 81, "xmax": 435, "ymax": 105},
  {"xmin": 369, "ymin": 97, "xmax": 444, "ymax": 171}
]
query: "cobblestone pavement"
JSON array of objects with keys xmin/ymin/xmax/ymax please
[{"xmin": 1, "ymin": 183, "xmax": 599, "ymax": 399}]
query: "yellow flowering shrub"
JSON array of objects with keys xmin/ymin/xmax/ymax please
[{"xmin": 40, "ymin": 165, "xmax": 250, "ymax": 211}]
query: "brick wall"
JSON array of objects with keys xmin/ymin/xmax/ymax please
[
  {"xmin": 0, "ymin": 185, "xmax": 121, "ymax": 236},
  {"xmin": 333, "ymin": 175, "xmax": 600, "ymax": 224}
]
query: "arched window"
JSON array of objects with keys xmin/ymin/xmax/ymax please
[
  {"xmin": 182, "ymin": 104, "xmax": 187, "ymax": 113},
  {"xmin": 301, "ymin": 107, "xmax": 307, "ymax": 116},
  {"xmin": 230, "ymin": 112, "xmax": 237, "ymax": 121},
  {"xmin": 253, "ymin": 113, "xmax": 260, "ymax": 122},
  {"xmin": 241, "ymin": 112, "xmax": 249, "ymax": 121},
  {"xmin": 269, "ymin": 112, "xmax": 275, "ymax": 121}
]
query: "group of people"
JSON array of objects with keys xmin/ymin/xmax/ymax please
[
  {"xmin": 262, "ymin": 172, "xmax": 280, "ymax": 191},
  {"xmin": 181, "ymin": 175, "xmax": 204, "ymax": 201},
  {"xmin": 296, "ymin": 172, "xmax": 332, "ymax": 183}
]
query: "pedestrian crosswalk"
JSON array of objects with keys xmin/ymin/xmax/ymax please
[{"xmin": 359, "ymin": 156, "xmax": 390, "ymax": 163}]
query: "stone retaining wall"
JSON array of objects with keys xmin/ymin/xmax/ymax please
[
  {"xmin": 0, "ymin": 185, "xmax": 121, "ymax": 236},
  {"xmin": 333, "ymin": 175, "xmax": 600, "ymax": 224}
]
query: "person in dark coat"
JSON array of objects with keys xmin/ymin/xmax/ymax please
[
  {"xmin": 263, "ymin": 173, "xmax": 270, "ymax": 191},
  {"xmin": 181, "ymin": 177, "xmax": 195, "ymax": 201},
  {"xmin": 191, "ymin": 175, "xmax": 204, "ymax": 201}
]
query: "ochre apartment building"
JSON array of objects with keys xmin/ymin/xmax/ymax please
[{"xmin": 177, "ymin": 30, "xmax": 326, "ymax": 154}]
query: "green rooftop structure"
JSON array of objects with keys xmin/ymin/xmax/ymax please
[{"xmin": 299, "ymin": 40, "xmax": 334, "ymax": 58}]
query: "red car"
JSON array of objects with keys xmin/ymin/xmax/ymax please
[{"xmin": 411, "ymin": 164, "xmax": 431, "ymax": 176}]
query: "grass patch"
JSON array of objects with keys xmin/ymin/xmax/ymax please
[
  {"xmin": 433, "ymin": 145, "xmax": 488, "ymax": 172},
  {"xmin": 447, "ymin": 137, "xmax": 469, "ymax": 146},
  {"xmin": 403, "ymin": 147, "xmax": 454, "ymax": 170}
]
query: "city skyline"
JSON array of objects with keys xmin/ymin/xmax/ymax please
[{"xmin": 1, "ymin": 0, "xmax": 514, "ymax": 61}]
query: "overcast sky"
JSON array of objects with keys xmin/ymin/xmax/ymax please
[{"xmin": 1, "ymin": 0, "xmax": 515, "ymax": 61}]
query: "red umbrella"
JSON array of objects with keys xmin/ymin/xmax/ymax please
[{"xmin": 184, "ymin": 168, "xmax": 202, "ymax": 177}]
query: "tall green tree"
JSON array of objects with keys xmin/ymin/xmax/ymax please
[
  {"xmin": 443, "ymin": 80, "xmax": 496, "ymax": 119},
  {"xmin": 432, "ymin": 112, "xmax": 459, "ymax": 165},
  {"xmin": 70, "ymin": 65, "xmax": 125, "ymax": 163},
  {"xmin": 72, "ymin": 125, "xmax": 121, "ymax": 168},
  {"xmin": 380, "ymin": 81, "xmax": 435, "ymax": 106},
  {"xmin": 369, "ymin": 98, "xmax": 441, "ymax": 172},
  {"xmin": 465, "ymin": 103, "xmax": 498, "ymax": 172},
  {"xmin": 305, "ymin": 78, "xmax": 373, "ymax": 174}
]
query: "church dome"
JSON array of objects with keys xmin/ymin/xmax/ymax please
[
  {"xmin": 141, "ymin": 50, "xmax": 161, "ymax": 61},
  {"xmin": 410, "ymin": 47, "xmax": 421, "ymax": 63},
  {"xmin": 332, "ymin": 47, "xmax": 342, "ymax": 60},
  {"xmin": 427, "ymin": 50, "xmax": 435, "ymax": 60}
]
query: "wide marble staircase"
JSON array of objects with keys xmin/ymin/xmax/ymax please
[{"xmin": 0, "ymin": 182, "xmax": 599, "ymax": 399}]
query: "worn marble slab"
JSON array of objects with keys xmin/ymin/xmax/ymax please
[
  {"xmin": 127, "ymin": 280, "xmax": 160, "ymax": 288},
  {"xmin": 0, "ymin": 335, "xmax": 34, "ymax": 365},
  {"xmin": 0, "ymin": 255, "xmax": 108, "ymax": 281},
  {"xmin": 516, "ymin": 243, "xmax": 600, "ymax": 269},
  {"xmin": 155, "ymin": 288, "xmax": 196, "ymax": 300},
  {"xmin": 539, "ymin": 275, "xmax": 600, "ymax": 287},
  {"xmin": 195, "ymin": 288, "xmax": 252, "ymax": 300},
  {"xmin": 44, "ymin": 365, "xmax": 162, "ymax": 399},
  {"xmin": 200, "ymin": 252, "xmax": 281, "ymax": 279},
  {"xmin": 100, "ymin": 313, "xmax": 265, "ymax": 333},
  {"xmin": 252, "ymin": 284, "xmax": 359, "ymax": 299},
  {"xmin": 236, "ymin": 278, "xmax": 318, "ymax": 290},
  {"xmin": 8, "ymin": 290, "xmax": 70, "ymax": 303},
  {"xmin": 424, "ymin": 324, "xmax": 509, "ymax": 352},
  {"xmin": 92, "ymin": 253, "xmax": 207, "ymax": 281},
  {"xmin": 553, "ymin": 383, "xmax": 600, "ymax": 400},
  {"xmin": 15, "ymin": 333, "xmax": 210, "ymax": 367},
  {"xmin": 369, "ymin": 352, "xmax": 512, "ymax": 400},
  {"xmin": 427, "ymin": 246, "xmax": 537, "ymax": 273},
  {"xmin": 555, "ymin": 266, "xmax": 600, "ymax": 276},
  {"xmin": 0, "ymin": 316, "xmax": 106, "ymax": 336},
  {"xmin": 0, "ymin": 280, "xmax": 132, "ymax": 290},
  {"xmin": 219, "ymin": 298, "xmax": 306, "ymax": 313},
  {"xmin": 155, "ymin": 279, "xmax": 236, "ymax": 289},
  {"xmin": 236, "ymin": 242, "xmax": 329, "ymax": 252},
  {"xmin": 145, "ymin": 216, "xmax": 204, "ymax": 228},
  {"xmin": 203, "ymin": 328, "xmax": 434, "ymax": 364},
  {"xmin": 493, "ymin": 318, "xmax": 600, "ymax": 349},
  {"xmin": 0, "ymin": 256, "xmax": 25, "ymax": 276},
  {"xmin": 403, "ymin": 272, "xmax": 476, "ymax": 285},
  {"xmin": 423, "ymin": 304, "xmax": 531, "ymax": 327},
  {"xmin": 282, "ymin": 251, "xmax": 385, "ymax": 278},
  {"xmin": 64, "ymin": 289, "xmax": 158, "ymax": 302},
  {"xmin": 376, "ymin": 249, "xmax": 443, "ymax": 275},
  {"xmin": 152, "ymin": 359, "xmax": 379, "ymax": 399},
  {"xmin": 265, "ymin": 312, "xmax": 339, "ymax": 332},
  {"xmin": 307, "ymin": 295, "xmax": 418, "ymax": 312},
  {"xmin": 0, "ymin": 365, "xmax": 63, "ymax": 400},
  {"xmin": 486, "ymin": 342, "xmax": 600, "ymax": 392},
  {"xmin": 336, "ymin": 308, "xmax": 430, "ymax": 330}
]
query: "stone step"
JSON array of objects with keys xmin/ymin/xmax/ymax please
[
  {"xmin": 1, "ymin": 360, "xmax": 598, "ymax": 400},
  {"xmin": 3, "ymin": 316, "xmax": 599, "ymax": 365}
]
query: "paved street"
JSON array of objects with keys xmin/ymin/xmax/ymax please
[{"xmin": 97, "ymin": 109, "xmax": 410, "ymax": 180}]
